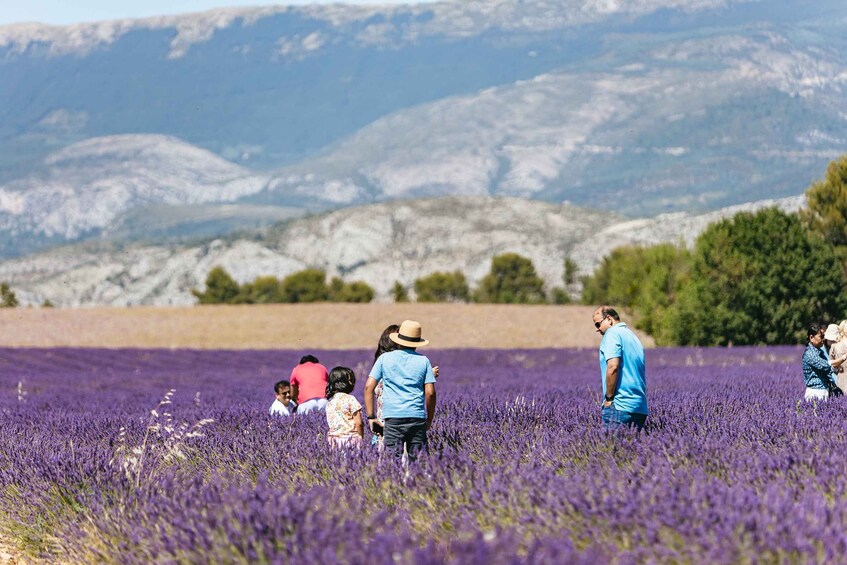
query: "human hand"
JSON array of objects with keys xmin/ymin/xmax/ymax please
[{"xmin": 433, "ymin": 366, "xmax": 440, "ymax": 379}]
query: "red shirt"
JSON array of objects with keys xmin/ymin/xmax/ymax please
[{"xmin": 290, "ymin": 362, "xmax": 329, "ymax": 403}]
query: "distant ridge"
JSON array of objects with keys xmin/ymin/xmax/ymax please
[
  {"xmin": 0, "ymin": 0, "xmax": 842, "ymax": 261},
  {"xmin": 0, "ymin": 194, "xmax": 804, "ymax": 307}
]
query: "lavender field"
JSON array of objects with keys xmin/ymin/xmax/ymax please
[{"xmin": 0, "ymin": 346, "xmax": 840, "ymax": 563}]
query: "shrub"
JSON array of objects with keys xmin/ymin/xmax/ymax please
[
  {"xmin": 280, "ymin": 269, "xmax": 329, "ymax": 303},
  {"xmin": 414, "ymin": 271, "xmax": 470, "ymax": 302},
  {"xmin": 329, "ymin": 278, "xmax": 375, "ymax": 303},
  {"xmin": 191, "ymin": 266, "xmax": 240, "ymax": 304},
  {"xmin": 473, "ymin": 253, "xmax": 546, "ymax": 304},
  {"xmin": 581, "ymin": 243, "xmax": 691, "ymax": 341},
  {"xmin": 0, "ymin": 283, "xmax": 18, "ymax": 308},
  {"xmin": 238, "ymin": 276, "xmax": 284, "ymax": 304},
  {"xmin": 392, "ymin": 281, "xmax": 409, "ymax": 303}
]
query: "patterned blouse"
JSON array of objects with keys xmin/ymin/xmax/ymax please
[
  {"xmin": 803, "ymin": 344, "xmax": 837, "ymax": 390},
  {"xmin": 326, "ymin": 392, "xmax": 362, "ymax": 438}
]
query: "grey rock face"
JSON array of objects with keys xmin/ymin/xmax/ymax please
[
  {"xmin": 0, "ymin": 1, "xmax": 843, "ymax": 260},
  {"xmin": 0, "ymin": 195, "xmax": 803, "ymax": 307}
]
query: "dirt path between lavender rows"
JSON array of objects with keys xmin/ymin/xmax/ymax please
[{"xmin": 0, "ymin": 303, "xmax": 653, "ymax": 349}]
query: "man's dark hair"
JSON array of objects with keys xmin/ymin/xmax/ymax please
[
  {"xmin": 274, "ymin": 380, "xmax": 290, "ymax": 394},
  {"xmin": 299, "ymin": 354, "xmax": 319, "ymax": 364},
  {"xmin": 599, "ymin": 306, "xmax": 620, "ymax": 321}
]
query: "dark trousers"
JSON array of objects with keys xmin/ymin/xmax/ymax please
[{"xmin": 384, "ymin": 418, "xmax": 428, "ymax": 461}]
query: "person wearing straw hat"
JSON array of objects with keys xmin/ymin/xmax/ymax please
[{"xmin": 364, "ymin": 320, "xmax": 437, "ymax": 462}]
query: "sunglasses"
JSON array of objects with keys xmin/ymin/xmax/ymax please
[{"xmin": 594, "ymin": 316, "xmax": 608, "ymax": 329}]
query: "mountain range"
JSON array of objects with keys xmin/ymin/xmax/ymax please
[
  {"xmin": 0, "ymin": 194, "xmax": 803, "ymax": 307},
  {"xmin": 0, "ymin": 0, "xmax": 843, "ymax": 292}
]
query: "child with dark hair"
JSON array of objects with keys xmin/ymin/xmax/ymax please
[
  {"xmin": 325, "ymin": 366, "xmax": 364, "ymax": 448},
  {"xmin": 370, "ymin": 324, "xmax": 400, "ymax": 446},
  {"xmin": 269, "ymin": 380, "xmax": 297, "ymax": 416}
]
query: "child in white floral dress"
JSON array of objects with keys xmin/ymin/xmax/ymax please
[{"xmin": 325, "ymin": 366, "xmax": 364, "ymax": 448}]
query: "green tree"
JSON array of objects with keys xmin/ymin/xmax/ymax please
[
  {"xmin": 666, "ymin": 208, "xmax": 845, "ymax": 345},
  {"xmin": 192, "ymin": 266, "xmax": 240, "ymax": 304},
  {"xmin": 414, "ymin": 271, "xmax": 470, "ymax": 302},
  {"xmin": 329, "ymin": 277, "xmax": 375, "ymax": 303},
  {"xmin": 280, "ymin": 269, "xmax": 329, "ymax": 303},
  {"xmin": 800, "ymin": 154, "xmax": 847, "ymax": 265},
  {"xmin": 473, "ymin": 253, "xmax": 546, "ymax": 304},
  {"xmin": 581, "ymin": 243, "xmax": 691, "ymax": 341},
  {"xmin": 392, "ymin": 281, "xmax": 409, "ymax": 303},
  {"xmin": 238, "ymin": 276, "xmax": 284, "ymax": 304},
  {"xmin": 0, "ymin": 283, "xmax": 18, "ymax": 308},
  {"xmin": 563, "ymin": 257, "xmax": 579, "ymax": 286},
  {"xmin": 551, "ymin": 257, "xmax": 581, "ymax": 304}
]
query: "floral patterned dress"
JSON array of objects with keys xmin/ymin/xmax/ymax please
[{"xmin": 326, "ymin": 392, "xmax": 363, "ymax": 448}]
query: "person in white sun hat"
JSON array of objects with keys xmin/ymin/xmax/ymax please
[
  {"xmin": 364, "ymin": 320, "xmax": 437, "ymax": 462},
  {"xmin": 824, "ymin": 322, "xmax": 847, "ymax": 393}
]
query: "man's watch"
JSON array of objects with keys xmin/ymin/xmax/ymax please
[
  {"xmin": 366, "ymin": 414, "xmax": 377, "ymax": 420},
  {"xmin": 604, "ymin": 395, "xmax": 615, "ymax": 402}
]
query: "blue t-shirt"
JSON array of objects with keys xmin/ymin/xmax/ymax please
[
  {"xmin": 599, "ymin": 322, "xmax": 648, "ymax": 415},
  {"xmin": 370, "ymin": 349, "xmax": 436, "ymax": 419}
]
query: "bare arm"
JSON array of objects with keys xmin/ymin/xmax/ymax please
[
  {"xmin": 829, "ymin": 347, "xmax": 847, "ymax": 369},
  {"xmin": 352, "ymin": 410, "xmax": 364, "ymax": 438},
  {"xmin": 603, "ymin": 357, "xmax": 621, "ymax": 407},
  {"xmin": 290, "ymin": 384, "xmax": 299, "ymax": 404},
  {"xmin": 425, "ymin": 383, "xmax": 436, "ymax": 430},
  {"xmin": 364, "ymin": 377, "xmax": 378, "ymax": 426}
]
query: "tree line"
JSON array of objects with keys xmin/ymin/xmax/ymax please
[
  {"xmin": 193, "ymin": 253, "xmax": 579, "ymax": 305},
  {"xmin": 6, "ymin": 154, "xmax": 847, "ymax": 347},
  {"xmin": 581, "ymin": 155, "xmax": 847, "ymax": 346}
]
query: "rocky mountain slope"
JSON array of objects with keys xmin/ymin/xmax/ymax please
[
  {"xmin": 0, "ymin": 0, "xmax": 843, "ymax": 258},
  {"xmin": 0, "ymin": 135, "xmax": 305, "ymax": 256},
  {"xmin": 0, "ymin": 195, "xmax": 803, "ymax": 307}
]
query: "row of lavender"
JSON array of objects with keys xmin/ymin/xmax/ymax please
[{"xmin": 0, "ymin": 346, "xmax": 839, "ymax": 563}]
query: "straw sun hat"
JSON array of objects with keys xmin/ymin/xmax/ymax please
[{"xmin": 389, "ymin": 320, "xmax": 430, "ymax": 348}]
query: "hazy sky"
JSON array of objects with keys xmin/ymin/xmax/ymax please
[{"xmin": 0, "ymin": 0, "xmax": 440, "ymax": 26}]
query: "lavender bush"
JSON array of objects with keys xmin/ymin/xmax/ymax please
[{"xmin": 0, "ymin": 346, "xmax": 838, "ymax": 563}]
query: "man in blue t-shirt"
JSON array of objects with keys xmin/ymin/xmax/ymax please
[
  {"xmin": 593, "ymin": 306, "xmax": 648, "ymax": 431},
  {"xmin": 364, "ymin": 320, "xmax": 437, "ymax": 461}
]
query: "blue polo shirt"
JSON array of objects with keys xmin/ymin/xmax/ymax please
[
  {"xmin": 599, "ymin": 322, "xmax": 648, "ymax": 415},
  {"xmin": 370, "ymin": 349, "xmax": 436, "ymax": 419}
]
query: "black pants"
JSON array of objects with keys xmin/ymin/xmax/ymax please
[{"xmin": 384, "ymin": 418, "xmax": 428, "ymax": 462}]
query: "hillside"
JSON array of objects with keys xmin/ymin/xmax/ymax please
[
  {"xmin": 0, "ymin": 194, "xmax": 803, "ymax": 307},
  {"xmin": 0, "ymin": 0, "xmax": 843, "ymax": 257}
]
